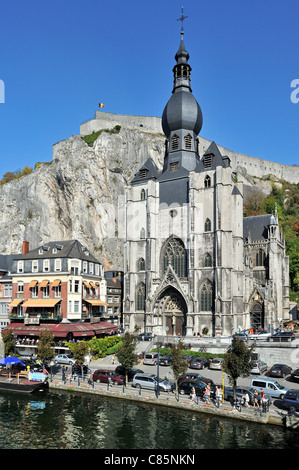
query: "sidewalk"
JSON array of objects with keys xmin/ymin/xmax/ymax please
[{"xmin": 48, "ymin": 354, "xmax": 287, "ymax": 429}]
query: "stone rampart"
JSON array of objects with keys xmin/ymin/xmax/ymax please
[{"xmin": 80, "ymin": 112, "xmax": 299, "ymax": 184}]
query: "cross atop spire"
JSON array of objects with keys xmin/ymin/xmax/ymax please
[{"xmin": 177, "ymin": 6, "xmax": 188, "ymax": 32}]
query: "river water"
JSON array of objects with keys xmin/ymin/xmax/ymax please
[{"xmin": 0, "ymin": 389, "xmax": 298, "ymax": 450}]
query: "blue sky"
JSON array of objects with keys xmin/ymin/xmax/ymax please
[{"xmin": 0, "ymin": 0, "xmax": 298, "ymax": 177}]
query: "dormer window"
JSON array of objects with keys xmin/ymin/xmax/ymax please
[
  {"xmin": 139, "ymin": 169, "xmax": 148, "ymax": 179},
  {"xmin": 170, "ymin": 162, "xmax": 179, "ymax": 172},
  {"xmin": 203, "ymin": 154, "xmax": 213, "ymax": 168},
  {"xmin": 17, "ymin": 261, "xmax": 24, "ymax": 273}
]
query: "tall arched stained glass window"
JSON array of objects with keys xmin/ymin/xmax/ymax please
[
  {"xmin": 162, "ymin": 238, "xmax": 187, "ymax": 278},
  {"xmin": 200, "ymin": 281, "xmax": 213, "ymax": 311},
  {"xmin": 136, "ymin": 283, "xmax": 145, "ymax": 311},
  {"xmin": 255, "ymin": 249, "xmax": 266, "ymax": 267}
]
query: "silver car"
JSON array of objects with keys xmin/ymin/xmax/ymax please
[
  {"xmin": 250, "ymin": 360, "xmax": 268, "ymax": 375},
  {"xmin": 209, "ymin": 358, "xmax": 223, "ymax": 370},
  {"xmin": 54, "ymin": 354, "xmax": 76, "ymax": 365},
  {"xmin": 132, "ymin": 373, "xmax": 175, "ymax": 392}
]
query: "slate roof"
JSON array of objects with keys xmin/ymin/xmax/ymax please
[
  {"xmin": 16, "ymin": 240, "xmax": 101, "ymax": 264},
  {"xmin": 243, "ymin": 214, "xmax": 276, "ymax": 241},
  {"xmin": 131, "ymin": 157, "xmax": 161, "ymax": 185},
  {"xmin": 0, "ymin": 254, "xmax": 20, "ymax": 273}
]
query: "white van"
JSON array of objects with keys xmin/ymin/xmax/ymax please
[
  {"xmin": 250, "ymin": 377, "xmax": 289, "ymax": 399},
  {"xmin": 143, "ymin": 352, "xmax": 159, "ymax": 365}
]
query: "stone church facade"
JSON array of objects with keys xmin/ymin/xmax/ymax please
[{"xmin": 123, "ymin": 31, "xmax": 290, "ymax": 337}]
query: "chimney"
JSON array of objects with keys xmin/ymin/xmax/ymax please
[{"xmin": 22, "ymin": 241, "xmax": 29, "ymax": 255}]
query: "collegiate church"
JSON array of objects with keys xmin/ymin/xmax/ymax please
[{"xmin": 123, "ymin": 29, "xmax": 290, "ymax": 337}]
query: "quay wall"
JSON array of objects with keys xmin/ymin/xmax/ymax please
[{"xmin": 48, "ymin": 380, "xmax": 280, "ymax": 427}]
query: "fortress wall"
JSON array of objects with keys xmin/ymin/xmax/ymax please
[
  {"xmin": 79, "ymin": 112, "xmax": 299, "ymax": 184},
  {"xmin": 80, "ymin": 111, "xmax": 163, "ymax": 136}
]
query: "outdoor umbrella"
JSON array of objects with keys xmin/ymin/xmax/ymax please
[
  {"xmin": 0, "ymin": 357, "xmax": 25, "ymax": 366},
  {"xmin": 0, "ymin": 357, "xmax": 26, "ymax": 383}
]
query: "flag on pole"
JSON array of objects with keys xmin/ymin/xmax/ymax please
[{"xmin": 99, "ymin": 103, "xmax": 105, "ymax": 108}]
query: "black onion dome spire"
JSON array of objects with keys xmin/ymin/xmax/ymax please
[{"xmin": 162, "ymin": 30, "xmax": 203, "ymax": 138}]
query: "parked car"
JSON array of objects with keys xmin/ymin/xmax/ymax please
[
  {"xmin": 290, "ymin": 368, "xmax": 299, "ymax": 383},
  {"xmin": 248, "ymin": 330, "xmax": 271, "ymax": 341},
  {"xmin": 268, "ymin": 331, "xmax": 295, "ymax": 342},
  {"xmin": 233, "ymin": 332, "xmax": 248, "ymax": 341},
  {"xmin": 54, "ymin": 354, "xmax": 76, "ymax": 365},
  {"xmin": 177, "ymin": 373, "xmax": 215, "ymax": 386},
  {"xmin": 250, "ymin": 377, "xmax": 289, "ymax": 399},
  {"xmin": 132, "ymin": 373, "xmax": 175, "ymax": 392},
  {"xmin": 282, "ymin": 389, "xmax": 299, "ymax": 411},
  {"xmin": 178, "ymin": 379, "xmax": 216, "ymax": 398},
  {"xmin": 159, "ymin": 355, "xmax": 172, "ymax": 366},
  {"xmin": 250, "ymin": 360, "xmax": 268, "ymax": 375},
  {"xmin": 114, "ymin": 366, "xmax": 144, "ymax": 382},
  {"xmin": 138, "ymin": 332, "xmax": 154, "ymax": 341},
  {"xmin": 143, "ymin": 352, "xmax": 159, "ymax": 365},
  {"xmin": 72, "ymin": 363, "xmax": 90, "ymax": 378},
  {"xmin": 268, "ymin": 363, "xmax": 292, "ymax": 378},
  {"xmin": 224, "ymin": 386, "xmax": 272, "ymax": 407},
  {"xmin": 93, "ymin": 369, "xmax": 124, "ymax": 385},
  {"xmin": 178, "ymin": 380, "xmax": 207, "ymax": 397},
  {"xmin": 189, "ymin": 357, "xmax": 210, "ymax": 369},
  {"xmin": 181, "ymin": 354, "xmax": 193, "ymax": 365},
  {"xmin": 209, "ymin": 358, "xmax": 223, "ymax": 370}
]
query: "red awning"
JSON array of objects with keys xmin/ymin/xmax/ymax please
[{"xmin": 4, "ymin": 321, "xmax": 118, "ymax": 339}]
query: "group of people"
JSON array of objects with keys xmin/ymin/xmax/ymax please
[
  {"xmin": 241, "ymin": 388, "xmax": 266, "ymax": 408},
  {"xmin": 190, "ymin": 383, "xmax": 223, "ymax": 406}
]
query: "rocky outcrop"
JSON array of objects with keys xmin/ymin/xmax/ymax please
[{"xmin": 0, "ymin": 126, "xmax": 165, "ymax": 269}]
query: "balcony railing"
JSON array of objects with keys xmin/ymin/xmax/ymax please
[{"xmin": 9, "ymin": 313, "xmax": 62, "ymax": 321}]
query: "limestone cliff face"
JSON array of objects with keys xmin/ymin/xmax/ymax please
[
  {"xmin": 0, "ymin": 113, "xmax": 295, "ymax": 269},
  {"xmin": 0, "ymin": 127, "xmax": 165, "ymax": 269}
]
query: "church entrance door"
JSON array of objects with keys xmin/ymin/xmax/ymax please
[{"xmin": 159, "ymin": 290, "xmax": 186, "ymax": 336}]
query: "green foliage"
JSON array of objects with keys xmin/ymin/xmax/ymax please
[
  {"xmin": 170, "ymin": 340, "xmax": 188, "ymax": 381},
  {"xmin": 81, "ymin": 125, "xmax": 121, "ymax": 147},
  {"xmin": 65, "ymin": 335, "xmax": 122, "ymax": 359},
  {"xmin": 37, "ymin": 329, "xmax": 55, "ymax": 363},
  {"xmin": 222, "ymin": 338, "xmax": 254, "ymax": 395},
  {"xmin": 1, "ymin": 329, "xmax": 15, "ymax": 357},
  {"xmin": 116, "ymin": 332, "xmax": 139, "ymax": 384},
  {"xmin": 244, "ymin": 180, "xmax": 299, "ymax": 302},
  {"xmin": 0, "ymin": 165, "xmax": 33, "ymax": 185}
]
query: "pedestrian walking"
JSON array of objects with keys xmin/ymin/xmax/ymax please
[
  {"xmin": 87, "ymin": 371, "xmax": 93, "ymax": 386},
  {"xmin": 253, "ymin": 389, "xmax": 259, "ymax": 408},
  {"xmin": 215, "ymin": 385, "xmax": 222, "ymax": 407},
  {"xmin": 242, "ymin": 392, "xmax": 250, "ymax": 407},
  {"xmin": 190, "ymin": 386, "xmax": 196, "ymax": 402},
  {"xmin": 62, "ymin": 365, "xmax": 66, "ymax": 381},
  {"xmin": 203, "ymin": 383, "xmax": 211, "ymax": 404}
]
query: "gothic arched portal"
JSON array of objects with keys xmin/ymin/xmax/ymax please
[{"xmin": 155, "ymin": 287, "xmax": 187, "ymax": 336}]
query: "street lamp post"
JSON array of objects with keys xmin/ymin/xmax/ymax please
[{"xmin": 156, "ymin": 341, "xmax": 161, "ymax": 398}]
